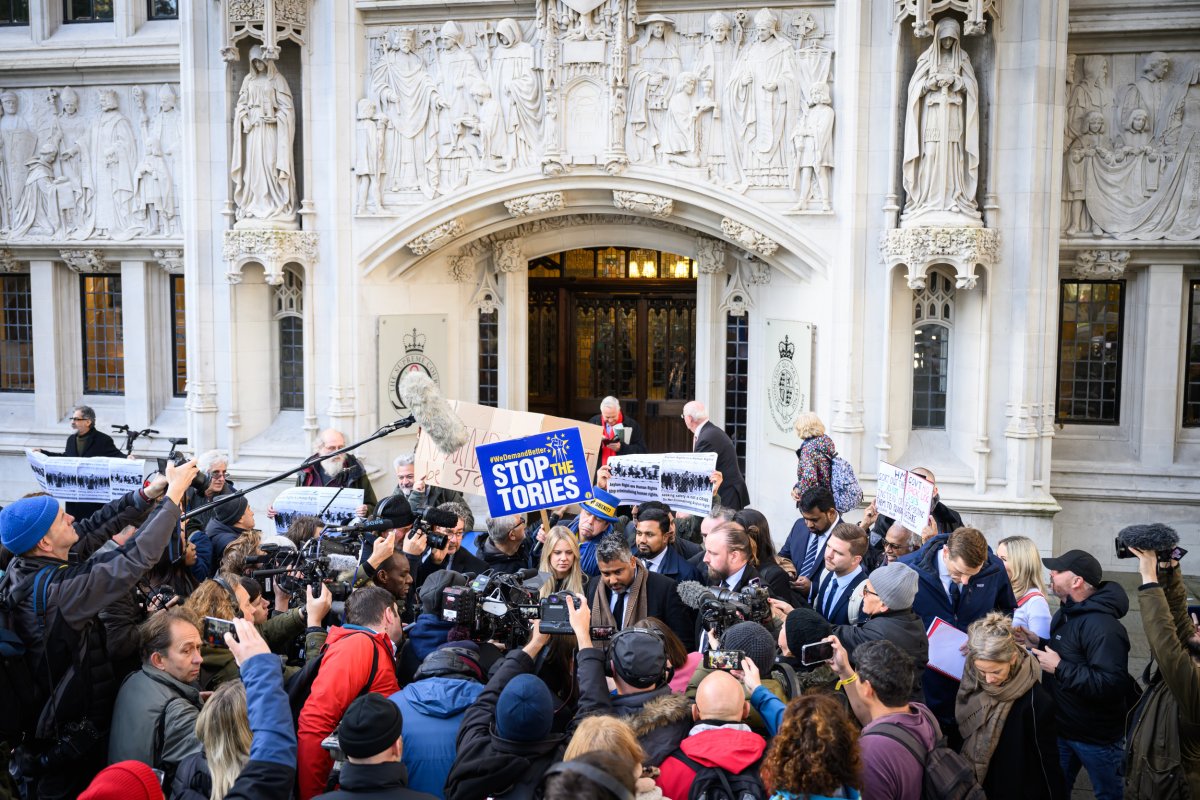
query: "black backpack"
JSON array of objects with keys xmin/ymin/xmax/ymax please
[
  {"xmin": 285, "ymin": 630, "xmax": 380, "ymax": 725},
  {"xmin": 671, "ymin": 750, "xmax": 766, "ymax": 800},
  {"xmin": 0, "ymin": 565, "xmax": 62, "ymax": 742},
  {"xmin": 864, "ymin": 706, "xmax": 985, "ymax": 800}
]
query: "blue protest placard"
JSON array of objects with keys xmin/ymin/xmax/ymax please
[{"xmin": 476, "ymin": 427, "xmax": 594, "ymax": 517}]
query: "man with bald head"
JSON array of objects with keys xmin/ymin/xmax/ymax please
[
  {"xmin": 296, "ymin": 428, "xmax": 378, "ymax": 517},
  {"xmin": 656, "ymin": 670, "xmax": 767, "ymax": 800},
  {"xmin": 682, "ymin": 400, "xmax": 749, "ymax": 510}
]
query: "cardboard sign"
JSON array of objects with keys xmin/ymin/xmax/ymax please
[
  {"xmin": 874, "ymin": 461, "xmax": 936, "ymax": 534},
  {"xmin": 476, "ymin": 427, "xmax": 593, "ymax": 517},
  {"xmin": 607, "ymin": 451, "xmax": 720, "ymax": 515},
  {"xmin": 414, "ymin": 400, "xmax": 604, "ymax": 497}
]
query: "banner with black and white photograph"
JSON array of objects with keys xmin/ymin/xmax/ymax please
[
  {"xmin": 26, "ymin": 449, "xmax": 145, "ymax": 502},
  {"xmin": 765, "ymin": 319, "xmax": 814, "ymax": 449},
  {"xmin": 608, "ymin": 451, "xmax": 719, "ymax": 515},
  {"xmin": 272, "ymin": 486, "xmax": 365, "ymax": 535}
]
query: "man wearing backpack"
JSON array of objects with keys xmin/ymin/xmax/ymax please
[{"xmin": 656, "ymin": 670, "xmax": 768, "ymax": 800}]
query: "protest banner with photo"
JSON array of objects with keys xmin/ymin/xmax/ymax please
[
  {"xmin": 608, "ymin": 451, "xmax": 719, "ymax": 515},
  {"xmin": 873, "ymin": 460, "xmax": 935, "ymax": 533},
  {"xmin": 26, "ymin": 449, "xmax": 146, "ymax": 502},
  {"xmin": 477, "ymin": 427, "xmax": 593, "ymax": 517},
  {"xmin": 414, "ymin": 401, "xmax": 604, "ymax": 497},
  {"xmin": 271, "ymin": 486, "xmax": 365, "ymax": 534}
]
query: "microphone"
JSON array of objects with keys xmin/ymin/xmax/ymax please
[
  {"xmin": 677, "ymin": 580, "xmax": 717, "ymax": 610},
  {"xmin": 1116, "ymin": 524, "xmax": 1179, "ymax": 555},
  {"xmin": 324, "ymin": 518, "xmax": 397, "ymax": 534},
  {"xmin": 419, "ymin": 507, "xmax": 462, "ymax": 529},
  {"xmin": 398, "ymin": 370, "xmax": 469, "ymax": 456}
]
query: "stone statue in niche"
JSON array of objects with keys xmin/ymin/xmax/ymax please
[
  {"xmin": 901, "ymin": 17, "xmax": 982, "ymax": 226},
  {"xmin": 1115, "ymin": 108, "xmax": 1159, "ymax": 197},
  {"xmin": 696, "ymin": 12, "xmax": 739, "ymax": 185},
  {"xmin": 48, "ymin": 87, "xmax": 90, "ymax": 233},
  {"xmin": 728, "ymin": 8, "xmax": 800, "ymax": 190},
  {"xmin": 0, "ymin": 91, "xmax": 37, "ymax": 229},
  {"xmin": 438, "ymin": 22, "xmax": 485, "ymax": 150},
  {"xmin": 231, "ymin": 46, "xmax": 298, "ymax": 229},
  {"xmin": 354, "ymin": 98, "xmax": 384, "ymax": 213},
  {"xmin": 373, "ymin": 27, "xmax": 446, "ymax": 199},
  {"xmin": 1066, "ymin": 55, "xmax": 1111, "ymax": 146},
  {"xmin": 133, "ymin": 137, "xmax": 176, "ymax": 235},
  {"xmin": 81, "ymin": 88, "xmax": 139, "ymax": 239},
  {"xmin": 789, "ymin": 81, "xmax": 834, "ymax": 212},
  {"xmin": 489, "ymin": 18, "xmax": 542, "ymax": 169},
  {"xmin": 627, "ymin": 14, "xmax": 682, "ymax": 164},
  {"xmin": 1120, "ymin": 52, "xmax": 1172, "ymax": 143},
  {"xmin": 664, "ymin": 72, "xmax": 713, "ymax": 167},
  {"xmin": 1064, "ymin": 111, "xmax": 1115, "ymax": 236},
  {"xmin": 466, "ymin": 81, "xmax": 507, "ymax": 171},
  {"xmin": 150, "ymin": 84, "xmax": 182, "ymax": 208},
  {"xmin": 9, "ymin": 141, "xmax": 72, "ymax": 238}
]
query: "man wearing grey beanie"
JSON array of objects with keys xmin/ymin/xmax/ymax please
[{"xmin": 833, "ymin": 562, "xmax": 928, "ymax": 701}]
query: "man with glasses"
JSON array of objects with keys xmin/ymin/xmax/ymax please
[
  {"xmin": 882, "ymin": 521, "xmax": 923, "ymax": 564},
  {"xmin": 414, "ymin": 501, "xmax": 486, "ymax": 585},
  {"xmin": 38, "ymin": 404, "xmax": 126, "ymax": 518},
  {"xmin": 832, "ymin": 562, "xmax": 927, "ymax": 701}
]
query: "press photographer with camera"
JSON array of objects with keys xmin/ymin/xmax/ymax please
[
  {"xmin": 411, "ymin": 502, "xmax": 485, "ymax": 585},
  {"xmin": 0, "ymin": 457, "xmax": 197, "ymax": 800},
  {"xmin": 1122, "ymin": 523, "xmax": 1200, "ymax": 798}
]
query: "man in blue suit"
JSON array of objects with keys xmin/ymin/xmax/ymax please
[
  {"xmin": 779, "ymin": 487, "xmax": 842, "ymax": 600},
  {"xmin": 811, "ymin": 523, "xmax": 868, "ymax": 625},
  {"xmin": 634, "ymin": 507, "xmax": 704, "ymax": 584}
]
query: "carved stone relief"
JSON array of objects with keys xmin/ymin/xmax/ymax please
[
  {"xmin": 0, "ymin": 84, "xmax": 183, "ymax": 244},
  {"xmin": 612, "ymin": 190, "xmax": 673, "ymax": 217},
  {"xmin": 720, "ymin": 216, "xmax": 779, "ymax": 256},
  {"xmin": 895, "ymin": 0, "xmax": 999, "ymax": 37},
  {"xmin": 154, "ymin": 248, "xmax": 184, "ymax": 273},
  {"xmin": 880, "ymin": 226, "xmax": 999, "ymax": 290},
  {"xmin": 505, "ymin": 191, "xmax": 565, "ymax": 217},
  {"xmin": 60, "ymin": 248, "xmax": 111, "ymax": 272},
  {"xmin": 447, "ymin": 253, "xmax": 474, "ymax": 283},
  {"xmin": 493, "ymin": 238, "xmax": 524, "ymax": 272},
  {"xmin": 1062, "ymin": 49, "xmax": 1200, "ymax": 241},
  {"xmin": 0, "ymin": 248, "xmax": 19, "ymax": 272},
  {"xmin": 222, "ymin": 229, "xmax": 318, "ymax": 284},
  {"xmin": 406, "ymin": 218, "xmax": 464, "ymax": 256},
  {"xmin": 232, "ymin": 46, "xmax": 298, "ymax": 229},
  {"xmin": 1072, "ymin": 249, "xmax": 1130, "ymax": 279}
]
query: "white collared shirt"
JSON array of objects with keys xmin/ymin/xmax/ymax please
[
  {"xmin": 643, "ymin": 548, "xmax": 668, "ymax": 573},
  {"xmin": 821, "ymin": 565, "xmax": 862, "ymax": 613},
  {"xmin": 937, "ymin": 547, "xmax": 954, "ymax": 595},
  {"xmin": 724, "ymin": 563, "xmax": 748, "ymax": 591}
]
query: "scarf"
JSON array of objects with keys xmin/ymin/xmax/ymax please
[
  {"xmin": 591, "ymin": 561, "xmax": 650, "ymax": 632},
  {"xmin": 600, "ymin": 412, "xmax": 624, "ymax": 465},
  {"xmin": 955, "ymin": 647, "xmax": 1042, "ymax": 782}
]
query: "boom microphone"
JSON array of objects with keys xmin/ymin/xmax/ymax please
[
  {"xmin": 677, "ymin": 580, "xmax": 717, "ymax": 611},
  {"xmin": 398, "ymin": 370, "xmax": 469, "ymax": 456},
  {"xmin": 1116, "ymin": 523, "xmax": 1180, "ymax": 558},
  {"xmin": 419, "ymin": 507, "xmax": 463, "ymax": 529},
  {"xmin": 324, "ymin": 518, "xmax": 397, "ymax": 534}
]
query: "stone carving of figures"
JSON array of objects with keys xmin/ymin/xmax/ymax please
[
  {"xmin": 373, "ymin": 28, "xmax": 446, "ymax": 199},
  {"xmin": 231, "ymin": 46, "xmax": 298, "ymax": 228},
  {"xmin": 152, "ymin": 84, "xmax": 182, "ymax": 206},
  {"xmin": 489, "ymin": 18, "xmax": 542, "ymax": 169},
  {"xmin": 354, "ymin": 98, "xmax": 383, "ymax": 212},
  {"xmin": 1066, "ymin": 55, "xmax": 1111, "ymax": 145},
  {"xmin": 1065, "ymin": 111, "xmax": 1116, "ymax": 236},
  {"xmin": 627, "ymin": 14, "xmax": 682, "ymax": 164},
  {"xmin": 565, "ymin": 7, "xmax": 606, "ymax": 41},
  {"xmin": 133, "ymin": 137, "xmax": 176, "ymax": 235},
  {"xmin": 81, "ymin": 88, "xmax": 139, "ymax": 239},
  {"xmin": 0, "ymin": 91, "xmax": 37, "ymax": 229},
  {"xmin": 696, "ymin": 12, "xmax": 740, "ymax": 183},
  {"xmin": 50, "ymin": 86, "xmax": 89, "ymax": 232},
  {"xmin": 900, "ymin": 17, "xmax": 982, "ymax": 225},
  {"xmin": 1119, "ymin": 52, "xmax": 1171, "ymax": 144},
  {"xmin": 10, "ymin": 142, "xmax": 72, "ymax": 238},
  {"xmin": 438, "ymin": 22, "xmax": 485, "ymax": 148},
  {"xmin": 467, "ymin": 81, "xmax": 508, "ymax": 172},
  {"xmin": 1163, "ymin": 63, "xmax": 1200, "ymax": 153},
  {"xmin": 728, "ymin": 8, "xmax": 800, "ymax": 190},
  {"xmin": 664, "ymin": 73, "xmax": 713, "ymax": 167},
  {"xmin": 789, "ymin": 81, "xmax": 835, "ymax": 212},
  {"xmin": 1115, "ymin": 108, "xmax": 1159, "ymax": 197}
]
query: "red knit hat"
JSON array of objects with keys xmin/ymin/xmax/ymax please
[{"xmin": 78, "ymin": 761, "xmax": 164, "ymax": 800}]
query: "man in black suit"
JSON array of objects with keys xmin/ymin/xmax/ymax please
[
  {"xmin": 779, "ymin": 487, "xmax": 842, "ymax": 601},
  {"xmin": 586, "ymin": 532, "xmax": 696, "ymax": 650},
  {"xmin": 634, "ymin": 507, "xmax": 704, "ymax": 584},
  {"xmin": 589, "ymin": 396, "xmax": 648, "ymax": 465},
  {"xmin": 811, "ymin": 523, "xmax": 868, "ymax": 625},
  {"xmin": 38, "ymin": 404, "xmax": 126, "ymax": 518},
  {"xmin": 682, "ymin": 401, "xmax": 748, "ymax": 510}
]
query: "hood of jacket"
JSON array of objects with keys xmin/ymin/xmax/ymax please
[
  {"xmin": 679, "ymin": 727, "xmax": 766, "ymax": 772},
  {"xmin": 1061, "ymin": 580, "xmax": 1129, "ymax": 621},
  {"xmin": 627, "ymin": 691, "xmax": 693, "ymax": 737},
  {"xmin": 337, "ymin": 760, "xmax": 412, "ymax": 793},
  {"xmin": 407, "ymin": 614, "xmax": 455, "ymax": 659},
  {"xmin": 401, "ymin": 676, "xmax": 484, "ymax": 719}
]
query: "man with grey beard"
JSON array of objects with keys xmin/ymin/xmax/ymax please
[{"xmin": 295, "ymin": 428, "xmax": 377, "ymax": 517}]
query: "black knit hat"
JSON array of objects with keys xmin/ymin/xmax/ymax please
[
  {"xmin": 337, "ymin": 693, "xmax": 403, "ymax": 759},
  {"xmin": 212, "ymin": 495, "xmax": 248, "ymax": 527},
  {"xmin": 784, "ymin": 607, "xmax": 832, "ymax": 657}
]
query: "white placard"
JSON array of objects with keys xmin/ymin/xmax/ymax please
[
  {"xmin": 272, "ymin": 486, "xmax": 365, "ymax": 534},
  {"xmin": 765, "ymin": 319, "xmax": 814, "ymax": 449},
  {"xmin": 874, "ymin": 461, "xmax": 935, "ymax": 534},
  {"xmin": 25, "ymin": 448, "xmax": 146, "ymax": 502},
  {"xmin": 901, "ymin": 471, "xmax": 936, "ymax": 534},
  {"xmin": 608, "ymin": 451, "xmax": 719, "ymax": 515}
]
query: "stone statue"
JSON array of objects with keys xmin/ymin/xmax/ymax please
[
  {"xmin": 133, "ymin": 136, "xmax": 176, "ymax": 235},
  {"xmin": 354, "ymin": 98, "xmax": 383, "ymax": 212},
  {"xmin": 901, "ymin": 17, "xmax": 982, "ymax": 226},
  {"xmin": 1065, "ymin": 111, "xmax": 1115, "ymax": 236},
  {"xmin": 1066, "ymin": 55, "xmax": 1111, "ymax": 146},
  {"xmin": 695, "ymin": 12, "xmax": 740, "ymax": 184},
  {"xmin": 10, "ymin": 141, "xmax": 71, "ymax": 238},
  {"xmin": 789, "ymin": 81, "xmax": 834, "ymax": 212},
  {"xmin": 50, "ymin": 86, "xmax": 90, "ymax": 233},
  {"xmin": 627, "ymin": 14, "xmax": 682, "ymax": 164},
  {"xmin": 152, "ymin": 84, "xmax": 182, "ymax": 202},
  {"xmin": 0, "ymin": 91, "xmax": 37, "ymax": 229},
  {"xmin": 373, "ymin": 27, "xmax": 446, "ymax": 199},
  {"xmin": 231, "ymin": 46, "xmax": 298, "ymax": 228},
  {"xmin": 728, "ymin": 8, "xmax": 799, "ymax": 190},
  {"xmin": 1115, "ymin": 108, "xmax": 1159, "ymax": 197},
  {"xmin": 1120, "ymin": 52, "xmax": 1171, "ymax": 144},
  {"xmin": 663, "ymin": 72, "xmax": 712, "ymax": 167},
  {"xmin": 467, "ymin": 81, "xmax": 507, "ymax": 171},
  {"xmin": 438, "ymin": 21, "xmax": 485, "ymax": 149},
  {"xmin": 489, "ymin": 18, "xmax": 542, "ymax": 169},
  {"xmin": 82, "ymin": 88, "xmax": 139, "ymax": 239}
]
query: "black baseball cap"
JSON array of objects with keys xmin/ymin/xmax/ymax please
[
  {"xmin": 610, "ymin": 629, "xmax": 667, "ymax": 689},
  {"xmin": 1043, "ymin": 549, "xmax": 1102, "ymax": 587}
]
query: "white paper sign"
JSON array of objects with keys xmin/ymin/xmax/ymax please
[
  {"xmin": 926, "ymin": 617, "xmax": 969, "ymax": 681},
  {"xmin": 874, "ymin": 461, "xmax": 935, "ymax": 534},
  {"xmin": 875, "ymin": 461, "xmax": 909, "ymax": 521},
  {"xmin": 608, "ymin": 451, "xmax": 719, "ymax": 515},
  {"xmin": 26, "ymin": 449, "xmax": 146, "ymax": 502},
  {"xmin": 272, "ymin": 486, "xmax": 365, "ymax": 534},
  {"xmin": 901, "ymin": 472, "xmax": 936, "ymax": 534}
]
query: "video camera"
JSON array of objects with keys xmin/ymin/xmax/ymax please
[
  {"xmin": 158, "ymin": 436, "xmax": 211, "ymax": 494},
  {"xmin": 441, "ymin": 569, "xmax": 545, "ymax": 650},
  {"xmin": 678, "ymin": 579, "xmax": 773, "ymax": 641},
  {"xmin": 1115, "ymin": 523, "xmax": 1187, "ymax": 561},
  {"xmin": 246, "ymin": 537, "xmax": 357, "ymax": 607}
]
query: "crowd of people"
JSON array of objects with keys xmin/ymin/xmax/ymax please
[{"xmin": 0, "ymin": 403, "xmax": 1195, "ymax": 800}]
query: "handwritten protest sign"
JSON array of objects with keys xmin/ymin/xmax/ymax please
[
  {"xmin": 608, "ymin": 451, "xmax": 719, "ymax": 516},
  {"xmin": 477, "ymin": 427, "xmax": 593, "ymax": 517},
  {"xmin": 26, "ymin": 449, "xmax": 146, "ymax": 502},
  {"xmin": 271, "ymin": 486, "xmax": 365, "ymax": 534},
  {"xmin": 414, "ymin": 401, "xmax": 603, "ymax": 497},
  {"xmin": 873, "ymin": 461, "xmax": 935, "ymax": 533}
]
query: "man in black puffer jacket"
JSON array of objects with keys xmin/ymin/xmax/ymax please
[{"xmin": 1015, "ymin": 549, "xmax": 1137, "ymax": 800}]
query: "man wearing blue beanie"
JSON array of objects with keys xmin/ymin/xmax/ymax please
[
  {"xmin": 444, "ymin": 623, "xmax": 573, "ymax": 800},
  {"xmin": 0, "ymin": 458, "xmax": 198, "ymax": 800}
]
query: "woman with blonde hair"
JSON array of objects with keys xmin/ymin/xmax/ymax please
[
  {"xmin": 791, "ymin": 412, "xmax": 838, "ymax": 506},
  {"xmin": 956, "ymin": 612, "xmax": 1064, "ymax": 800},
  {"xmin": 565, "ymin": 716, "xmax": 662, "ymax": 800},
  {"xmin": 996, "ymin": 536, "xmax": 1051, "ymax": 639},
  {"xmin": 539, "ymin": 525, "xmax": 588, "ymax": 598},
  {"xmin": 172, "ymin": 680, "xmax": 251, "ymax": 799}
]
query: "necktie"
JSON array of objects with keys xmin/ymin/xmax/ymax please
[
  {"xmin": 823, "ymin": 577, "xmax": 840, "ymax": 618},
  {"xmin": 814, "ymin": 569, "xmax": 833, "ymax": 607},
  {"xmin": 949, "ymin": 581, "xmax": 962, "ymax": 612},
  {"xmin": 613, "ymin": 592, "xmax": 626, "ymax": 629},
  {"xmin": 800, "ymin": 534, "xmax": 820, "ymax": 578}
]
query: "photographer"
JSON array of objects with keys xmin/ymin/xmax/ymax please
[
  {"xmin": 475, "ymin": 514, "xmax": 534, "ymax": 575},
  {"xmin": 182, "ymin": 450, "xmax": 236, "ymax": 537},
  {"xmin": 1127, "ymin": 531, "xmax": 1200, "ymax": 798},
  {"xmin": 412, "ymin": 501, "xmax": 485, "ymax": 585}
]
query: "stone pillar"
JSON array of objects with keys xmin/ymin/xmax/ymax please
[
  {"xmin": 695, "ymin": 238, "xmax": 727, "ymax": 419},
  {"xmin": 120, "ymin": 260, "xmax": 154, "ymax": 429},
  {"xmin": 30, "ymin": 260, "xmax": 75, "ymax": 428},
  {"xmin": 494, "ymin": 239, "xmax": 527, "ymax": 411},
  {"xmin": 1141, "ymin": 264, "xmax": 1186, "ymax": 466}
]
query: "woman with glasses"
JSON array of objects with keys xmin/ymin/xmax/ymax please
[{"xmin": 538, "ymin": 525, "xmax": 588, "ymax": 597}]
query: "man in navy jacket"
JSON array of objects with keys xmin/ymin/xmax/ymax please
[{"xmin": 634, "ymin": 507, "xmax": 704, "ymax": 584}]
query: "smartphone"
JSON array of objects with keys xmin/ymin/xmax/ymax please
[
  {"xmin": 704, "ymin": 649, "xmax": 746, "ymax": 671},
  {"xmin": 590, "ymin": 625, "xmax": 616, "ymax": 641},
  {"xmin": 202, "ymin": 616, "xmax": 236, "ymax": 649},
  {"xmin": 801, "ymin": 641, "xmax": 834, "ymax": 666}
]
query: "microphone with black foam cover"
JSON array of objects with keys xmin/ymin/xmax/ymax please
[
  {"xmin": 398, "ymin": 370, "xmax": 469, "ymax": 456},
  {"xmin": 1116, "ymin": 523, "xmax": 1180, "ymax": 558},
  {"xmin": 677, "ymin": 580, "xmax": 718, "ymax": 610},
  {"xmin": 418, "ymin": 507, "xmax": 462, "ymax": 530}
]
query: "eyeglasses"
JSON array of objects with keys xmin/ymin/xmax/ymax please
[
  {"xmin": 862, "ymin": 587, "xmax": 879, "ymax": 598},
  {"xmin": 209, "ymin": 470, "xmax": 227, "ymax": 477},
  {"xmin": 882, "ymin": 542, "xmax": 910, "ymax": 552},
  {"xmin": 70, "ymin": 417, "xmax": 88, "ymax": 422}
]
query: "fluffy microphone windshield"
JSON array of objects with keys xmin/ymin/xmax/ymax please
[
  {"xmin": 677, "ymin": 580, "xmax": 716, "ymax": 610},
  {"xmin": 398, "ymin": 370, "xmax": 469, "ymax": 456},
  {"xmin": 1117, "ymin": 523, "xmax": 1179, "ymax": 552}
]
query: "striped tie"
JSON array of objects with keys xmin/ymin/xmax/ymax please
[{"xmin": 800, "ymin": 534, "xmax": 820, "ymax": 578}]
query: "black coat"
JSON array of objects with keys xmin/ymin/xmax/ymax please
[
  {"xmin": 649, "ymin": 546, "xmax": 705, "ymax": 585},
  {"xmin": 693, "ymin": 422, "xmax": 748, "ymax": 510},
  {"xmin": 811, "ymin": 568, "xmax": 867, "ymax": 626},
  {"xmin": 415, "ymin": 547, "xmax": 489, "ymax": 588},
  {"xmin": 975, "ymin": 680, "xmax": 1066, "ymax": 800},
  {"xmin": 51, "ymin": 428, "xmax": 125, "ymax": 459},
  {"xmin": 586, "ymin": 566, "xmax": 697, "ymax": 651},
  {"xmin": 834, "ymin": 609, "xmax": 928, "ymax": 701},
  {"xmin": 588, "ymin": 413, "xmax": 648, "ymax": 456},
  {"xmin": 313, "ymin": 762, "xmax": 438, "ymax": 800},
  {"xmin": 475, "ymin": 537, "xmax": 534, "ymax": 575}
]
